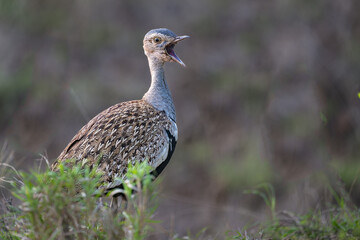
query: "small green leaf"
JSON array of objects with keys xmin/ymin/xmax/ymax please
[{"xmin": 358, "ymin": 92, "xmax": 360, "ymax": 99}]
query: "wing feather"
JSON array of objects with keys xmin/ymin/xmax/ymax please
[{"xmin": 52, "ymin": 100, "xmax": 177, "ymax": 191}]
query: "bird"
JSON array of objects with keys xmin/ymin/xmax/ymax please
[{"xmin": 51, "ymin": 28, "xmax": 189, "ymax": 205}]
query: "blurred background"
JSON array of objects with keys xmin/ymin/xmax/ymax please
[{"xmin": 1, "ymin": 0, "xmax": 360, "ymax": 237}]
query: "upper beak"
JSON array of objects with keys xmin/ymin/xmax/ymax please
[
  {"xmin": 173, "ymin": 35, "xmax": 190, "ymax": 43},
  {"xmin": 166, "ymin": 35, "xmax": 190, "ymax": 67}
]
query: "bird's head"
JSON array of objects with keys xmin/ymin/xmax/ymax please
[{"xmin": 143, "ymin": 28, "xmax": 189, "ymax": 67}]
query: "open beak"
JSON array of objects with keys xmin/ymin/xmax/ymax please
[{"xmin": 165, "ymin": 35, "xmax": 190, "ymax": 67}]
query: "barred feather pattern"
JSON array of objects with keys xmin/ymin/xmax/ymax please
[{"xmin": 51, "ymin": 99, "xmax": 178, "ymax": 191}]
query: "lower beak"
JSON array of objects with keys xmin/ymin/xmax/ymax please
[{"xmin": 167, "ymin": 35, "xmax": 190, "ymax": 67}]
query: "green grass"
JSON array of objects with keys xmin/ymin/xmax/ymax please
[
  {"xmin": 230, "ymin": 183, "xmax": 360, "ymax": 240},
  {"xmin": 230, "ymin": 207, "xmax": 360, "ymax": 240},
  {"xmin": 0, "ymin": 160, "xmax": 157, "ymax": 240},
  {"xmin": 1, "ymin": 154, "xmax": 360, "ymax": 240}
]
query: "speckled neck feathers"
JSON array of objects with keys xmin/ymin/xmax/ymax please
[{"xmin": 142, "ymin": 57, "xmax": 176, "ymax": 122}]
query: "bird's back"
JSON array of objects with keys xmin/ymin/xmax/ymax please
[{"xmin": 52, "ymin": 100, "xmax": 177, "ymax": 188}]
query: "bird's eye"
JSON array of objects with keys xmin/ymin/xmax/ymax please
[{"xmin": 154, "ymin": 37, "xmax": 162, "ymax": 43}]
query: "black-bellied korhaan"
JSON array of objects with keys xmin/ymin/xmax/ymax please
[{"xmin": 52, "ymin": 28, "xmax": 189, "ymax": 205}]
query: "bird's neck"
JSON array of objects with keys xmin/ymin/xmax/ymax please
[{"xmin": 143, "ymin": 57, "xmax": 176, "ymax": 121}]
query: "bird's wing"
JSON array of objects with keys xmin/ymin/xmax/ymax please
[{"xmin": 52, "ymin": 100, "xmax": 177, "ymax": 185}]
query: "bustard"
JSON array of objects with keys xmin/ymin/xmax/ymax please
[{"xmin": 52, "ymin": 28, "xmax": 189, "ymax": 203}]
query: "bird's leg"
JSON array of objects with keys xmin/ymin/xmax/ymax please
[
  {"xmin": 115, "ymin": 196, "xmax": 127, "ymax": 210},
  {"xmin": 110, "ymin": 197, "xmax": 118, "ymax": 213},
  {"xmin": 118, "ymin": 195, "xmax": 128, "ymax": 211},
  {"xmin": 123, "ymin": 198, "xmax": 128, "ymax": 211},
  {"xmin": 95, "ymin": 198, "xmax": 103, "ymax": 212},
  {"xmin": 117, "ymin": 197, "xmax": 122, "ymax": 210},
  {"xmin": 118, "ymin": 197, "xmax": 128, "ymax": 222},
  {"xmin": 98, "ymin": 197, "xmax": 103, "ymax": 207}
]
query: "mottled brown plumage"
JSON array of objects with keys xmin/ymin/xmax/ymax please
[
  {"xmin": 53, "ymin": 100, "xmax": 177, "ymax": 191},
  {"xmin": 52, "ymin": 28, "xmax": 188, "ymax": 197}
]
